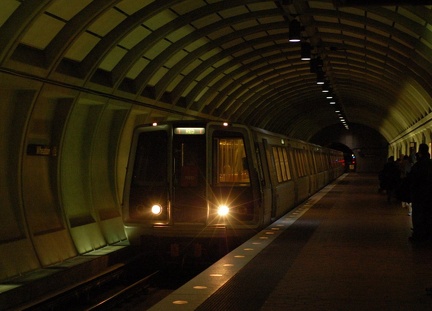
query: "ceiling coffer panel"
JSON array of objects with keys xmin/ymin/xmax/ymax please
[{"xmin": 0, "ymin": 0, "xmax": 431, "ymax": 142}]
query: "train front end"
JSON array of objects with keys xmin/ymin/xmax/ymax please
[{"xmin": 123, "ymin": 122, "xmax": 262, "ymax": 257}]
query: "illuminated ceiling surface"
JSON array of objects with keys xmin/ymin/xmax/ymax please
[{"xmin": 1, "ymin": 0, "xmax": 432, "ymax": 142}]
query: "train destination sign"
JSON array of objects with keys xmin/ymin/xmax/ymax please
[{"xmin": 174, "ymin": 127, "xmax": 205, "ymax": 135}]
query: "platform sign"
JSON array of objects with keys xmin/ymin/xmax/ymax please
[{"xmin": 26, "ymin": 144, "xmax": 57, "ymax": 156}]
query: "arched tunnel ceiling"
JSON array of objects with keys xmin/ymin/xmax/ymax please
[{"xmin": 1, "ymin": 0, "xmax": 432, "ymax": 142}]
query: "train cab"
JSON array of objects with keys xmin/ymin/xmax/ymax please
[{"xmin": 122, "ymin": 122, "xmax": 262, "ymax": 246}]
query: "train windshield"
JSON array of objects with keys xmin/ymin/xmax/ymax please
[
  {"xmin": 128, "ymin": 130, "xmax": 168, "ymax": 221},
  {"xmin": 216, "ymin": 138, "xmax": 250, "ymax": 184}
]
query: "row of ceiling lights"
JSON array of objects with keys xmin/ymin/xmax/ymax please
[{"xmin": 288, "ymin": 18, "xmax": 349, "ymax": 130}]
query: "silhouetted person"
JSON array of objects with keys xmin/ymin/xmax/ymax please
[
  {"xmin": 380, "ymin": 156, "xmax": 401, "ymax": 203},
  {"xmin": 397, "ymin": 155, "xmax": 412, "ymax": 215},
  {"xmin": 409, "ymin": 143, "xmax": 432, "ymax": 242}
]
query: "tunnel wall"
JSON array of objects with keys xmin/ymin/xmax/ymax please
[
  {"xmin": 0, "ymin": 72, "xmax": 134, "ymax": 281},
  {"xmin": 311, "ymin": 123, "xmax": 389, "ymax": 173},
  {"xmin": 388, "ymin": 125, "xmax": 432, "ymax": 162}
]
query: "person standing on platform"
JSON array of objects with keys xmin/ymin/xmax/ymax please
[
  {"xmin": 380, "ymin": 156, "xmax": 401, "ymax": 204},
  {"xmin": 409, "ymin": 143, "xmax": 432, "ymax": 242},
  {"xmin": 397, "ymin": 155, "xmax": 412, "ymax": 215}
]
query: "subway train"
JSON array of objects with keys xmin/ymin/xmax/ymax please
[{"xmin": 122, "ymin": 121, "xmax": 344, "ymax": 259}]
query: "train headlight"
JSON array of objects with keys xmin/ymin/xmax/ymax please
[
  {"xmin": 217, "ymin": 205, "xmax": 230, "ymax": 216},
  {"xmin": 151, "ymin": 204, "xmax": 163, "ymax": 215}
]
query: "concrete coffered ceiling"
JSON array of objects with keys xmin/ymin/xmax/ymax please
[{"xmin": 1, "ymin": 0, "xmax": 432, "ymax": 142}]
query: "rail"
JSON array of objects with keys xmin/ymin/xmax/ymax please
[{"xmin": 86, "ymin": 270, "xmax": 159, "ymax": 310}]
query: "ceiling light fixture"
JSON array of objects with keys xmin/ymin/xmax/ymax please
[
  {"xmin": 301, "ymin": 42, "xmax": 311, "ymax": 60},
  {"xmin": 316, "ymin": 70, "xmax": 325, "ymax": 85},
  {"xmin": 289, "ymin": 19, "xmax": 302, "ymax": 42},
  {"xmin": 310, "ymin": 58, "xmax": 318, "ymax": 73},
  {"xmin": 310, "ymin": 56, "xmax": 323, "ymax": 73},
  {"xmin": 322, "ymin": 82, "xmax": 330, "ymax": 92}
]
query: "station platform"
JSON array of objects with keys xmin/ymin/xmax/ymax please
[{"xmin": 149, "ymin": 173, "xmax": 432, "ymax": 310}]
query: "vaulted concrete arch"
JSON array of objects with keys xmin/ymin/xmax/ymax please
[{"xmin": 2, "ymin": 0, "xmax": 432, "ymax": 143}]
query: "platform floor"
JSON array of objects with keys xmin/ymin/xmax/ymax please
[{"xmin": 149, "ymin": 173, "xmax": 432, "ymax": 310}]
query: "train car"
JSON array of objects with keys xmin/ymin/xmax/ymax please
[{"xmin": 122, "ymin": 121, "xmax": 344, "ymax": 260}]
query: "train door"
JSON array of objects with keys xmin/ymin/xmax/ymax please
[
  {"xmin": 262, "ymin": 139, "xmax": 278, "ymax": 219},
  {"xmin": 172, "ymin": 127, "xmax": 207, "ymax": 223},
  {"xmin": 254, "ymin": 141, "xmax": 273, "ymax": 224}
]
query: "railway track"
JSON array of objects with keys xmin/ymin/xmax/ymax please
[
  {"xmin": 21, "ymin": 266, "xmax": 158, "ymax": 310},
  {"xmin": 22, "ymin": 255, "xmax": 211, "ymax": 310},
  {"xmin": 85, "ymin": 270, "xmax": 159, "ymax": 310}
]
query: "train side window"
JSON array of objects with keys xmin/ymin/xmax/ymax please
[
  {"xmin": 323, "ymin": 153, "xmax": 327, "ymax": 170},
  {"xmin": 316, "ymin": 152, "xmax": 321, "ymax": 172},
  {"xmin": 297, "ymin": 149, "xmax": 306, "ymax": 177},
  {"xmin": 326, "ymin": 153, "xmax": 331, "ymax": 170},
  {"xmin": 299, "ymin": 150, "xmax": 304, "ymax": 177},
  {"xmin": 302, "ymin": 150, "xmax": 307, "ymax": 175},
  {"xmin": 216, "ymin": 137, "xmax": 250, "ymax": 184},
  {"xmin": 304, "ymin": 150, "xmax": 310, "ymax": 175},
  {"xmin": 271, "ymin": 146, "xmax": 292, "ymax": 182},
  {"xmin": 272, "ymin": 147, "xmax": 282, "ymax": 182},
  {"xmin": 287, "ymin": 148, "xmax": 295, "ymax": 178},
  {"xmin": 293, "ymin": 150, "xmax": 300, "ymax": 177},
  {"xmin": 307, "ymin": 150, "xmax": 316, "ymax": 174},
  {"xmin": 287, "ymin": 148, "xmax": 294, "ymax": 177},
  {"xmin": 322, "ymin": 153, "xmax": 327, "ymax": 171},
  {"xmin": 282, "ymin": 148, "xmax": 292, "ymax": 180},
  {"xmin": 311, "ymin": 150, "xmax": 318, "ymax": 174},
  {"xmin": 305, "ymin": 150, "xmax": 312, "ymax": 175},
  {"xmin": 294, "ymin": 150, "xmax": 301, "ymax": 177},
  {"xmin": 278, "ymin": 148, "xmax": 287, "ymax": 181},
  {"xmin": 311, "ymin": 152, "xmax": 314, "ymax": 173},
  {"xmin": 317, "ymin": 152, "xmax": 321, "ymax": 172},
  {"xmin": 319, "ymin": 152, "xmax": 325, "ymax": 172}
]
